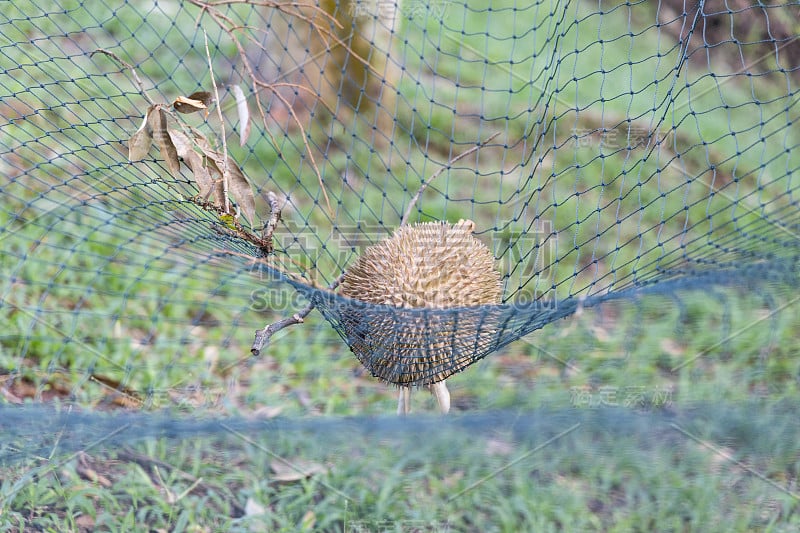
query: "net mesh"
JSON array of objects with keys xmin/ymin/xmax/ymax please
[{"xmin": 2, "ymin": 0, "xmax": 800, "ymax": 529}]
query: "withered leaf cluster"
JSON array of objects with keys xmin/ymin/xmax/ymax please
[{"xmin": 127, "ymin": 99, "xmax": 256, "ymax": 226}]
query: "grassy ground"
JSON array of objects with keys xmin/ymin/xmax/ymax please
[{"xmin": 2, "ymin": 0, "xmax": 800, "ymax": 531}]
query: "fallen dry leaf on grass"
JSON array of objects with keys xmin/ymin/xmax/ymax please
[{"xmin": 270, "ymin": 458, "xmax": 327, "ymax": 482}]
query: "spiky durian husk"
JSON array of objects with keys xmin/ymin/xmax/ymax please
[{"xmin": 339, "ymin": 220, "xmax": 503, "ymax": 385}]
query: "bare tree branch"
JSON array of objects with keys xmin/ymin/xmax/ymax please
[
  {"xmin": 189, "ymin": 0, "xmax": 339, "ymax": 216},
  {"xmin": 263, "ymin": 190, "xmax": 282, "ymax": 244},
  {"xmin": 400, "ymin": 132, "xmax": 501, "ymax": 226},
  {"xmin": 91, "ymin": 49, "xmax": 156, "ymax": 106},
  {"xmin": 251, "ymin": 272, "xmax": 345, "ymax": 355},
  {"xmin": 204, "ymin": 30, "xmax": 231, "ymax": 216}
]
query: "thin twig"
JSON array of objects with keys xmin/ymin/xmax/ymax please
[
  {"xmin": 261, "ymin": 82, "xmax": 337, "ymax": 117},
  {"xmin": 190, "ymin": 0, "xmax": 380, "ymax": 218},
  {"xmin": 91, "ymin": 49, "xmax": 156, "ymax": 106},
  {"xmin": 263, "ymin": 190, "xmax": 282, "ymax": 244},
  {"xmin": 400, "ymin": 132, "xmax": 502, "ymax": 226},
  {"xmin": 251, "ymin": 272, "xmax": 345, "ymax": 355},
  {"xmin": 203, "ymin": 2, "xmax": 334, "ymax": 214},
  {"xmin": 210, "ymin": 222, "xmax": 273, "ymax": 255},
  {"xmin": 188, "ymin": 0, "xmax": 342, "ymax": 34},
  {"xmin": 193, "ymin": 0, "xmax": 343, "ymax": 53},
  {"xmin": 267, "ymin": 88, "xmax": 333, "ymax": 215},
  {"xmin": 249, "ymin": 79, "xmax": 282, "ymax": 156},
  {"xmin": 204, "ymin": 30, "xmax": 231, "ymax": 216},
  {"xmin": 88, "ymin": 374, "xmax": 143, "ymax": 409}
]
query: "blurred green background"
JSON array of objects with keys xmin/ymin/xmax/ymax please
[{"xmin": 1, "ymin": 0, "xmax": 799, "ymax": 531}]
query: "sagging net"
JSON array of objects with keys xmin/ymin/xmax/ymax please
[
  {"xmin": 1, "ymin": 0, "xmax": 799, "ymax": 438},
  {"xmin": 4, "ymin": 1, "xmax": 798, "ymax": 394},
  {"xmin": 4, "ymin": 1, "xmax": 800, "ymax": 529}
]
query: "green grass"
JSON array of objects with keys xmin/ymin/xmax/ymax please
[{"xmin": 2, "ymin": 0, "xmax": 800, "ymax": 531}]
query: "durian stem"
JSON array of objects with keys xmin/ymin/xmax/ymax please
[
  {"xmin": 397, "ymin": 387, "xmax": 411, "ymax": 416},
  {"xmin": 431, "ymin": 381, "xmax": 450, "ymax": 414}
]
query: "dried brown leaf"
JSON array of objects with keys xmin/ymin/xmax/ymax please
[
  {"xmin": 188, "ymin": 91, "xmax": 213, "ymax": 107},
  {"xmin": 173, "ymin": 91, "xmax": 213, "ymax": 114},
  {"xmin": 77, "ymin": 454, "xmax": 112, "ymax": 487},
  {"xmin": 150, "ymin": 106, "xmax": 181, "ymax": 178},
  {"xmin": 166, "ymin": 128, "xmax": 197, "ymax": 163},
  {"xmin": 201, "ymin": 166, "xmax": 227, "ymax": 208},
  {"xmin": 173, "ymin": 96, "xmax": 206, "ymax": 114},
  {"xmin": 195, "ymin": 143, "xmax": 257, "ymax": 225},
  {"xmin": 230, "ymin": 84, "xmax": 250, "ymax": 146},
  {"xmin": 223, "ymin": 159, "xmax": 256, "ymax": 226},
  {"xmin": 167, "ymin": 129, "xmax": 224, "ymax": 206},
  {"xmin": 191, "ymin": 133, "xmax": 214, "ymax": 154},
  {"xmin": 128, "ymin": 107, "xmax": 154, "ymax": 161},
  {"xmin": 76, "ymin": 464, "xmax": 112, "ymax": 487}
]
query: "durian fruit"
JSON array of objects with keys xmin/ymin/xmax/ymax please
[{"xmin": 339, "ymin": 219, "xmax": 503, "ymax": 414}]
